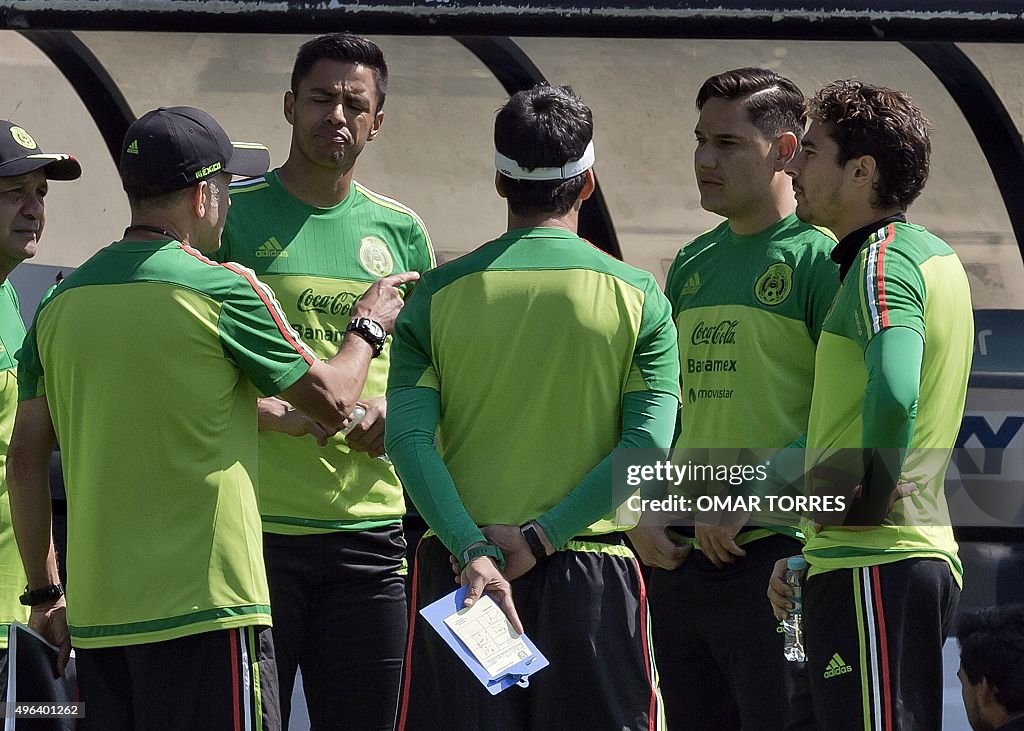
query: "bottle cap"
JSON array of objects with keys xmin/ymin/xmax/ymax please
[
  {"xmin": 340, "ymin": 405, "xmax": 367, "ymax": 437},
  {"xmin": 786, "ymin": 556, "xmax": 808, "ymax": 570}
]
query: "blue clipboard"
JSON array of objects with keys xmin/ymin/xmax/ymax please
[{"xmin": 420, "ymin": 586, "xmax": 549, "ymax": 695}]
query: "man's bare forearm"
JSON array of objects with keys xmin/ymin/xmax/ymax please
[{"xmin": 7, "ymin": 400, "xmax": 60, "ymax": 588}]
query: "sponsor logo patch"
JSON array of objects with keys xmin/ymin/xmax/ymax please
[
  {"xmin": 681, "ymin": 272, "xmax": 701, "ymax": 296},
  {"xmin": 691, "ymin": 320, "xmax": 738, "ymax": 346},
  {"xmin": 689, "ymin": 388, "xmax": 735, "ymax": 402},
  {"xmin": 296, "ymin": 288, "xmax": 358, "ymax": 316},
  {"xmin": 823, "ymin": 653, "xmax": 854, "ymax": 679},
  {"xmin": 256, "ymin": 237, "xmax": 288, "ymax": 258},
  {"xmin": 687, "ymin": 358, "xmax": 737, "ymax": 373}
]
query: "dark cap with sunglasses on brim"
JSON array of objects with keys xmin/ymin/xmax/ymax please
[
  {"xmin": 0, "ymin": 121, "xmax": 82, "ymax": 180},
  {"xmin": 119, "ymin": 106, "xmax": 270, "ymax": 198}
]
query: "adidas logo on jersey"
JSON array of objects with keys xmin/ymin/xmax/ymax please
[
  {"xmin": 256, "ymin": 237, "xmax": 288, "ymax": 258},
  {"xmin": 681, "ymin": 272, "xmax": 701, "ymax": 295},
  {"xmin": 823, "ymin": 653, "xmax": 854, "ymax": 678}
]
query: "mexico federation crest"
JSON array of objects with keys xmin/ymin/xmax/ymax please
[
  {"xmin": 359, "ymin": 236, "xmax": 394, "ymax": 277},
  {"xmin": 754, "ymin": 262, "xmax": 794, "ymax": 306},
  {"xmin": 9, "ymin": 126, "xmax": 37, "ymax": 149}
]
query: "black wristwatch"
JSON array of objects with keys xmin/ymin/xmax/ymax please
[
  {"xmin": 19, "ymin": 583, "xmax": 64, "ymax": 607},
  {"xmin": 345, "ymin": 317, "xmax": 386, "ymax": 357},
  {"xmin": 520, "ymin": 521, "xmax": 550, "ymax": 564},
  {"xmin": 460, "ymin": 542, "xmax": 506, "ymax": 571}
]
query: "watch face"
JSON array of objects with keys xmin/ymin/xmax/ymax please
[{"xmin": 364, "ymin": 319, "xmax": 385, "ymax": 340}]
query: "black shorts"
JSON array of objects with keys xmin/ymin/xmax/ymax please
[
  {"xmin": 803, "ymin": 558, "xmax": 959, "ymax": 730},
  {"xmin": 648, "ymin": 533, "xmax": 808, "ymax": 731},
  {"xmin": 262, "ymin": 525, "xmax": 407, "ymax": 731},
  {"xmin": 75, "ymin": 625, "xmax": 279, "ymax": 731},
  {"xmin": 399, "ymin": 534, "xmax": 662, "ymax": 731}
]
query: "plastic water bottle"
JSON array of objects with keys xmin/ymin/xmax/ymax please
[
  {"xmin": 340, "ymin": 406, "xmax": 367, "ymax": 437},
  {"xmin": 783, "ymin": 556, "xmax": 807, "ymax": 662},
  {"xmin": 340, "ymin": 405, "xmax": 392, "ymax": 463}
]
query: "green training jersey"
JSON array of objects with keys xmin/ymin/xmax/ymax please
[
  {"xmin": 664, "ymin": 215, "xmax": 838, "ymax": 542},
  {"xmin": 0, "ymin": 281, "xmax": 28, "ymax": 646},
  {"xmin": 804, "ymin": 222, "xmax": 972, "ymax": 581},
  {"xmin": 18, "ymin": 240, "xmax": 316, "ymax": 649},
  {"xmin": 388, "ymin": 227, "xmax": 680, "ymax": 532},
  {"xmin": 220, "ymin": 171, "xmax": 434, "ymax": 534},
  {"xmin": 666, "ymin": 214, "xmax": 837, "ymax": 448}
]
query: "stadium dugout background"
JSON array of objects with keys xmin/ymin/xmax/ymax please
[{"xmin": 2, "ymin": 2, "xmax": 1024, "ymax": 727}]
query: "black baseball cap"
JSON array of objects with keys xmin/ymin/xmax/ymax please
[
  {"xmin": 119, "ymin": 106, "xmax": 270, "ymax": 197},
  {"xmin": 0, "ymin": 121, "xmax": 82, "ymax": 180}
]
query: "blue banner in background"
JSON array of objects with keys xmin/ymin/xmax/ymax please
[{"xmin": 973, "ymin": 309, "xmax": 1024, "ymax": 374}]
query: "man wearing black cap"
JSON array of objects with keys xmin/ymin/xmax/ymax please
[
  {"xmin": 0, "ymin": 121, "xmax": 80, "ymax": 669},
  {"xmin": 6, "ymin": 106, "xmax": 417, "ymax": 730}
]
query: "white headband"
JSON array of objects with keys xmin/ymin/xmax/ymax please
[{"xmin": 495, "ymin": 140, "xmax": 596, "ymax": 181}]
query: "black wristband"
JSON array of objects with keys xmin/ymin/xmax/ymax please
[
  {"xmin": 520, "ymin": 522, "xmax": 550, "ymax": 564},
  {"xmin": 19, "ymin": 583, "xmax": 64, "ymax": 607}
]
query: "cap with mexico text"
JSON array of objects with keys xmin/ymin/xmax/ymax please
[
  {"xmin": 119, "ymin": 106, "xmax": 270, "ymax": 197},
  {"xmin": 0, "ymin": 121, "xmax": 81, "ymax": 180}
]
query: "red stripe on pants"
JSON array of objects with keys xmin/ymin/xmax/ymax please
[
  {"xmin": 397, "ymin": 537, "xmax": 425, "ymax": 730},
  {"xmin": 631, "ymin": 556, "xmax": 658, "ymax": 731},
  {"xmin": 871, "ymin": 566, "xmax": 894, "ymax": 731},
  {"xmin": 230, "ymin": 629, "xmax": 242, "ymax": 731}
]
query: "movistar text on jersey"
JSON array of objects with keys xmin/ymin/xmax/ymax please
[{"xmin": 626, "ymin": 461, "xmax": 768, "ymax": 487}]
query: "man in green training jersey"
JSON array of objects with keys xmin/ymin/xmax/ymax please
[
  {"xmin": 0, "ymin": 121, "xmax": 80, "ymax": 668},
  {"xmin": 386, "ymin": 84, "xmax": 680, "ymax": 730},
  {"xmin": 215, "ymin": 33, "xmax": 433, "ymax": 730},
  {"xmin": 7, "ymin": 106, "xmax": 416, "ymax": 731},
  {"xmin": 768, "ymin": 80, "xmax": 972, "ymax": 730},
  {"xmin": 629, "ymin": 68, "xmax": 838, "ymax": 730}
]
